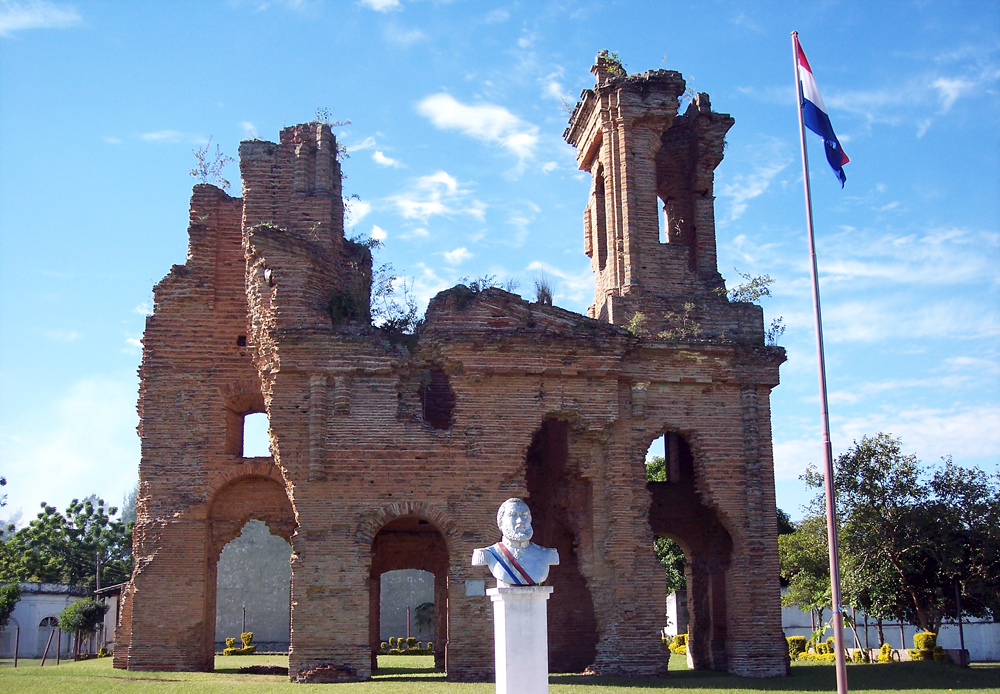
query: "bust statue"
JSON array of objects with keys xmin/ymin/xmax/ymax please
[{"xmin": 471, "ymin": 498, "xmax": 559, "ymax": 586}]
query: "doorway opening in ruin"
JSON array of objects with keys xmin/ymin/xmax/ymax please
[
  {"xmin": 525, "ymin": 417, "xmax": 598, "ymax": 673},
  {"xmin": 206, "ymin": 474, "xmax": 296, "ymax": 669},
  {"xmin": 369, "ymin": 516, "xmax": 448, "ymax": 673},
  {"xmin": 215, "ymin": 520, "xmax": 292, "ymax": 654},
  {"xmin": 645, "ymin": 431, "xmax": 733, "ymax": 671}
]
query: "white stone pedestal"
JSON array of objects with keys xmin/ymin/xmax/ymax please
[{"xmin": 487, "ymin": 585, "xmax": 553, "ymax": 694}]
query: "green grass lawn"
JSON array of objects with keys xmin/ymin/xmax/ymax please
[{"xmin": 0, "ymin": 654, "xmax": 996, "ymax": 693}]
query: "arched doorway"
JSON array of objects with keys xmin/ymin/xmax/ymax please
[
  {"xmin": 215, "ymin": 519, "xmax": 292, "ymax": 653},
  {"xmin": 525, "ymin": 417, "xmax": 599, "ymax": 673},
  {"xmin": 646, "ymin": 431, "xmax": 732, "ymax": 671},
  {"xmin": 206, "ymin": 473, "xmax": 295, "ymax": 669},
  {"xmin": 369, "ymin": 516, "xmax": 448, "ymax": 672}
]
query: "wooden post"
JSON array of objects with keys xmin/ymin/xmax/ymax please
[
  {"xmin": 13, "ymin": 625, "xmax": 18, "ymax": 668},
  {"xmin": 39, "ymin": 629, "xmax": 54, "ymax": 666}
]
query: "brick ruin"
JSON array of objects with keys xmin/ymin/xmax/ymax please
[{"xmin": 115, "ymin": 53, "xmax": 789, "ymax": 680}]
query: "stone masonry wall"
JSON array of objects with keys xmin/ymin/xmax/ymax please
[{"xmin": 122, "ymin": 55, "xmax": 789, "ymax": 681}]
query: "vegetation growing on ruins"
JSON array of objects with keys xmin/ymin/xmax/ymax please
[{"xmin": 190, "ymin": 137, "xmax": 235, "ymax": 192}]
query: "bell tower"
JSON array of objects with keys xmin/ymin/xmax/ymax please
[{"xmin": 564, "ymin": 51, "xmax": 734, "ymax": 330}]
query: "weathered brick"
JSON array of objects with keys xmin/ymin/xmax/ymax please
[{"xmin": 118, "ymin": 55, "xmax": 789, "ymax": 681}]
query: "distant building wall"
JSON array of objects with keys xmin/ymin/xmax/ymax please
[
  {"xmin": 214, "ymin": 520, "xmax": 292, "ymax": 652},
  {"xmin": 0, "ymin": 583, "xmax": 87, "ymax": 658},
  {"xmin": 379, "ymin": 569, "xmax": 434, "ymax": 643}
]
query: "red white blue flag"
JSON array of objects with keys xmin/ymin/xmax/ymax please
[{"xmin": 796, "ymin": 37, "xmax": 850, "ymax": 186}]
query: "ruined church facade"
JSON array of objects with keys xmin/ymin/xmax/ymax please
[{"xmin": 115, "ymin": 55, "xmax": 789, "ymax": 681}]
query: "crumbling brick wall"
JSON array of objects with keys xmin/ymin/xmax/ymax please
[{"xmin": 120, "ymin": 55, "xmax": 789, "ymax": 680}]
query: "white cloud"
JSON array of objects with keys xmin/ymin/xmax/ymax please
[
  {"xmin": 0, "ymin": 375, "xmax": 139, "ymax": 517},
  {"xmin": 822, "ymin": 298, "xmax": 998, "ymax": 343},
  {"xmin": 133, "ymin": 302, "xmax": 153, "ymax": 316},
  {"xmin": 348, "ymin": 136, "xmax": 377, "ymax": 151},
  {"xmin": 384, "ymin": 23, "xmax": 424, "ymax": 46},
  {"xmin": 525, "ymin": 260, "xmax": 595, "ymax": 305},
  {"xmin": 46, "ymin": 330, "xmax": 81, "ymax": 342},
  {"xmin": 399, "ymin": 226, "xmax": 429, "ymax": 239},
  {"xmin": 444, "ymin": 247, "xmax": 473, "ymax": 265},
  {"xmin": 139, "ymin": 130, "xmax": 184, "ymax": 143},
  {"xmin": 239, "ymin": 121, "xmax": 257, "ymax": 137},
  {"xmin": 102, "ymin": 136, "xmax": 122, "ymax": 145},
  {"xmin": 416, "ymin": 93, "xmax": 539, "ymax": 162},
  {"xmin": 345, "ymin": 198, "xmax": 372, "ymax": 225},
  {"xmin": 360, "ymin": 0, "xmax": 399, "ymax": 11},
  {"xmin": 370, "ymin": 224, "xmax": 387, "ymax": 241},
  {"xmin": 774, "ymin": 404, "xmax": 1000, "ymax": 482},
  {"xmin": 0, "ymin": 0, "xmax": 81, "ymax": 36},
  {"xmin": 124, "ymin": 337, "xmax": 142, "ymax": 349},
  {"xmin": 484, "ymin": 8, "xmax": 508, "ymax": 23},
  {"xmin": 932, "ymin": 76, "xmax": 976, "ymax": 113},
  {"xmin": 719, "ymin": 140, "xmax": 792, "ymax": 221},
  {"xmin": 541, "ymin": 161, "xmax": 558, "ymax": 174},
  {"xmin": 389, "ymin": 171, "xmax": 485, "ymax": 221},
  {"xmin": 373, "ymin": 150, "xmax": 403, "ymax": 168}
]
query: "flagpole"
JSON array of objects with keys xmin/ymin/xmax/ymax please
[{"xmin": 792, "ymin": 30, "xmax": 848, "ymax": 694}]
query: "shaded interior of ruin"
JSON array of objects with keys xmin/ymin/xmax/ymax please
[
  {"xmin": 647, "ymin": 432, "xmax": 733, "ymax": 671},
  {"xmin": 369, "ymin": 516, "xmax": 449, "ymax": 671},
  {"xmin": 525, "ymin": 418, "xmax": 599, "ymax": 673}
]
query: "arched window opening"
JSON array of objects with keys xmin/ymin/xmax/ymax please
[
  {"xmin": 380, "ymin": 569, "xmax": 434, "ymax": 646},
  {"xmin": 215, "ymin": 520, "xmax": 291, "ymax": 655},
  {"xmin": 658, "ymin": 198, "xmax": 667, "ymax": 244},
  {"xmin": 242, "ymin": 412, "xmax": 271, "ymax": 458},
  {"xmin": 594, "ymin": 166, "xmax": 608, "ymax": 272},
  {"xmin": 645, "ymin": 432, "xmax": 692, "ymax": 484}
]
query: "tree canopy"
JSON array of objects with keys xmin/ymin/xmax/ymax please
[
  {"xmin": 798, "ymin": 433, "xmax": 1000, "ymax": 634},
  {"xmin": 0, "ymin": 496, "xmax": 133, "ymax": 591}
]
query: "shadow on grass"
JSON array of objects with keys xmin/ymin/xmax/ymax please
[
  {"xmin": 552, "ymin": 662, "xmax": 1000, "ymax": 691},
  {"xmin": 374, "ymin": 654, "xmax": 446, "ymax": 680}
]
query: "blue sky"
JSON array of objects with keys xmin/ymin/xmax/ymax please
[{"xmin": 1, "ymin": 0, "xmax": 997, "ymax": 525}]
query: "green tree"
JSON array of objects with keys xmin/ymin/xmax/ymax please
[
  {"xmin": 778, "ymin": 515, "xmax": 832, "ymax": 624},
  {"xmin": 0, "ymin": 497, "xmax": 133, "ymax": 591},
  {"xmin": 0, "ymin": 582, "xmax": 20, "ymax": 629},
  {"xmin": 806, "ymin": 434, "xmax": 1000, "ymax": 633},
  {"xmin": 59, "ymin": 597, "xmax": 107, "ymax": 633}
]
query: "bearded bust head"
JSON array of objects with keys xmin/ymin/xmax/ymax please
[{"xmin": 497, "ymin": 498, "xmax": 533, "ymax": 545}]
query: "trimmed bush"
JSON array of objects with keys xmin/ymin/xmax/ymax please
[
  {"xmin": 816, "ymin": 641, "xmax": 831, "ymax": 655},
  {"xmin": 933, "ymin": 645, "xmax": 947, "ymax": 662},
  {"xmin": 427, "ymin": 641, "xmax": 433, "ymax": 651},
  {"xmin": 877, "ymin": 643, "xmax": 895, "ymax": 663},
  {"xmin": 380, "ymin": 642, "xmax": 387, "ymax": 652},
  {"xmin": 223, "ymin": 632, "xmax": 257, "ymax": 655},
  {"xmin": 913, "ymin": 632, "xmax": 936, "ymax": 650},
  {"xmin": 387, "ymin": 637, "xmax": 395, "ymax": 648},
  {"xmin": 406, "ymin": 636, "xmax": 417, "ymax": 648},
  {"xmin": 787, "ymin": 636, "xmax": 807, "ymax": 658}
]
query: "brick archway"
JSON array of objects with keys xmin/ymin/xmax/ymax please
[
  {"xmin": 368, "ymin": 514, "xmax": 449, "ymax": 672},
  {"xmin": 203, "ymin": 473, "xmax": 296, "ymax": 670},
  {"xmin": 646, "ymin": 430, "xmax": 733, "ymax": 671}
]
